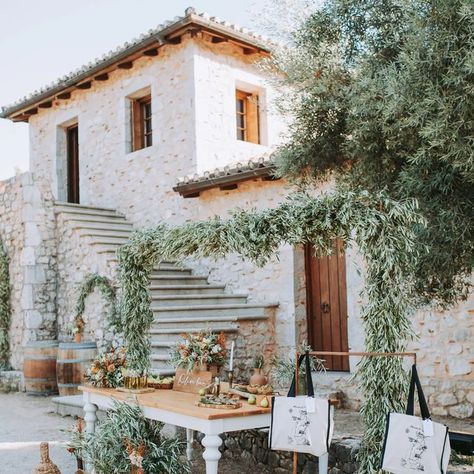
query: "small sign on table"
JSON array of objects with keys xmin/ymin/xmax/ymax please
[{"xmin": 173, "ymin": 369, "xmax": 213, "ymax": 394}]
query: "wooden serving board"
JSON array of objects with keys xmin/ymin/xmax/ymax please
[
  {"xmin": 196, "ymin": 401, "xmax": 242, "ymax": 410},
  {"xmin": 116, "ymin": 387, "xmax": 155, "ymax": 394},
  {"xmin": 148, "ymin": 383, "xmax": 173, "ymax": 390}
]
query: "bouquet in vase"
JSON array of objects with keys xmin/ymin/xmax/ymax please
[{"xmin": 170, "ymin": 331, "xmax": 227, "ymax": 372}]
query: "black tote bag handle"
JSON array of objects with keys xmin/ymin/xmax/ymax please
[
  {"xmin": 287, "ymin": 351, "xmax": 315, "ymax": 398},
  {"xmin": 406, "ymin": 364, "xmax": 431, "ymax": 419}
]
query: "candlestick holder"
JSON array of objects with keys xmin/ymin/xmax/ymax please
[{"xmin": 227, "ymin": 370, "xmax": 234, "ymax": 389}]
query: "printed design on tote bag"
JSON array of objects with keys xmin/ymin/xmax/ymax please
[
  {"xmin": 401, "ymin": 424, "xmax": 428, "ymax": 471},
  {"xmin": 288, "ymin": 406, "xmax": 311, "ymax": 446}
]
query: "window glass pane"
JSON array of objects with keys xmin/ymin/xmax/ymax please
[{"xmin": 236, "ymin": 98, "xmax": 245, "ymax": 114}]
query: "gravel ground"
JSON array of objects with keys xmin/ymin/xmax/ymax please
[{"xmin": 0, "ymin": 392, "xmax": 472, "ymax": 473}]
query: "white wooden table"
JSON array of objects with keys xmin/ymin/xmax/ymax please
[
  {"xmin": 80, "ymin": 386, "xmax": 271, "ymax": 474},
  {"xmin": 80, "ymin": 386, "xmax": 329, "ymax": 474}
]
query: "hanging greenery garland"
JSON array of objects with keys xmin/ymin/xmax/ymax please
[
  {"xmin": 0, "ymin": 242, "xmax": 11, "ymax": 370},
  {"xmin": 118, "ymin": 189, "xmax": 424, "ymax": 472},
  {"xmin": 74, "ymin": 273, "xmax": 119, "ymax": 334}
]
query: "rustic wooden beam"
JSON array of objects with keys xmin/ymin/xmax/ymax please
[
  {"xmin": 12, "ymin": 114, "xmax": 28, "ymax": 122},
  {"xmin": 57, "ymin": 92, "xmax": 71, "ymax": 100},
  {"xmin": 183, "ymin": 192, "xmax": 200, "ymax": 199},
  {"xmin": 220, "ymin": 184, "xmax": 238, "ymax": 191},
  {"xmin": 25, "ymin": 107, "xmax": 38, "ymax": 115},
  {"xmin": 166, "ymin": 36, "xmax": 182, "ymax": 45},
  {"xmin": 143, "ymin": 48, "xmax": 159, "ymax": 57},
  {"xmin": 94, "ymin": 73, "xmax": 109, "ymax": 81},
  {"xmin": 243, "ymin": 47, "xmax": 258, "ymax": 55},
  {"xmin": 77, "ymin": 81, "xmax": 92, "ymax": 90},
  {"xmin": 211, "ymin": 36, "xmax": 228, "ymax": 44},
  {"xmin": 117, "ymin": 61, "xmax": 133, "ymax": 69},
  {"xmin": 38, "ymin": 101, "xmax": 53, "ymax": 108}
]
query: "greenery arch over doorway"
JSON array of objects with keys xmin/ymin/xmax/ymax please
[{"xmin": 118, "ymin": 190, "xmax": 424, "ymax": 472}]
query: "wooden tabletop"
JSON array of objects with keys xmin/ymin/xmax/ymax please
[{"xmin": 79, "ymin": 385, "xmax": 271, "ymax": 421}]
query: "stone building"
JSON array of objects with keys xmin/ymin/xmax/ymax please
[{"xmin": 0, "ymin": 8, "xmax": 472, "ymax": 417}]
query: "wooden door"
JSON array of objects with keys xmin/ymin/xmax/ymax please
[
  {"xmin": 305, "ymin": 240, "xmax": 349, "ymax": 371},
  {"xmin": 66, "ymin": 124, "xmax": 79, "ymax": 204}
]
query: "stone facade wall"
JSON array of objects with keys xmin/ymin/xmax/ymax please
[
  {"xmin": 0, "ymin": 172, "xmax": 57, "ymax": 368},
  {"xmin": 17, "ymin": 28, "xmax": 474, "ymax": 417},
  {"xmin": 54, "ymin": 211, "xmax": 117, "ymax": 349}
]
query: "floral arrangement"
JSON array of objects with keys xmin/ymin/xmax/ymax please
[
  {"xmin": 170, "ymin": 331, "xmax": 227, "ymax": 371},
  {"xmin": 84, "ymin": 347, "xmax": 126, "ymax": 388},
  {"xmin": 67, "ymin": 400, "xmax": 187, "ymax": 474},
  {"xmin": 71, "ymin": 315, "xmax": 85, "ymax": 336}
]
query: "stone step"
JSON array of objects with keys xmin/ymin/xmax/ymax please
[
  {"xmin": 149, "ymin": 275, "xmax": 209, "ymax": 285},
  {"xmin": 151, "ymin": 314, "xmax": 265, "ymax": 330},
  {"xmin": 51, "ymin": 395, "xmax": 106, "ymax": 419},
  {"xmin": 67, "ymin": 215, "xmax": 131, "ymax": 225},
  {"xmin": 55, "ymin": 204, "xmax": 125, "ymax": 218},
  {"xmin": 149, "ymin": 325, "xmax": 238, "ymax": 342},
  {"xmin": 150, "ymin": 267, "xmax": 193, "ymax": 276},
  {"xmin": 150, "ymin": 360, "xmax": 176, "ymax": 372},
  {"xmin": 70, "ymin": 221, "xmax": 134, "ymax": 232},
  {"xmin": 150, "ymin": 294, "xmax": 247, "ymax": 306},
  {"xmin": 78, "ymin": 228, "xmax": 133, "ymax": 238},
  {"xmin": 149, "ymin": 284, "xmax": 226, "ymax": 295},
  {"xmin": 149, "ymin": 367, "xmax": 176, "ymax": 376},
  {"xmin": 96, "ymin": 246, "xmax": 120, "ymax": 255},
  {"xmin": 151, "ymin": 353, "xmax": 172, "ymax": 362},
  {"xmin": 90, "ymin": 236, "xmax": 131, "ymax": 245},
  {"xmin": 151, "ymin": 303, "xmax": 276, "ymax": 320}
]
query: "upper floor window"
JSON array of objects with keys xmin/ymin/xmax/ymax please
[
  {"xmin": 236, "ymin": 89, "xmax": 260, "ymax": 144},
  {"xmin": 131, "ymin": 94, "xmax": 152, "ymax": 151}
]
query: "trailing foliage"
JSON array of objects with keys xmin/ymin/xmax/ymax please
[
  {"xmin": 268, "ymin": 0, "xmax": 474, "ymax": 307},
  {"xmin": 74, "ymin": 273, "xmax": 119, "ymax": 333},
  {"xmin": 0, "ymin": 243, "xmax": 10, "ymax": 370},
  {"xmin": 118, "ymin": 190, "xmax": 423, "ymax": 472},
  {"xmin": 67, "ymin": 400, "xmax": 187, "ymax": 473}
]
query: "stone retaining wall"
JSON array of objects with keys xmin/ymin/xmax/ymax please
[
  {"xmin": 0, "ymin": 173, "xmax": 57, "ymax": 368},
  {"xmin": 197, "ymin": 429, "xmax": 360, "ymax": 474}
]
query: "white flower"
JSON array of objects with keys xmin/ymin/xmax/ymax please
[{"xmin": 212, "ymin": 345, "xmax": 221, "ymax": 354}]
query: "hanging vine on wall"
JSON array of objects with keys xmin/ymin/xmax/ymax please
[
  {"xmin": 118, "ymin": 189, "xmax": 424, "ymax": 472},
  {"xmin": 0, "ymin": 242, "xmax": 11, "ymax": 370},
  {"xmin": 74, "ymin": 273, "xmax": 119, "ymax": 335}
]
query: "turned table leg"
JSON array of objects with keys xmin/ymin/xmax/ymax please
[
  {"xmin": 202, "ymin": 433, "xmax": 222, "ymax": 474},
  {"xmin": 319, "ymin": 452, "xmax": 329, "ymax": 474},
  {"xmin": 83, "ymin": 402, "xmax": 98, "ymax": 473},
  {"xmin": 186, "ymin": 428, "xmax": 194, "ymax": 461}
]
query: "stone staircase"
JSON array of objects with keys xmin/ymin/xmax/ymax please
[{"xmin": 55, "ymin": 202, "xmax": 278, "ymax": 375}]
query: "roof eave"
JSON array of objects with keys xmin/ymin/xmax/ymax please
[{"xmin": 1, "ymin": 15, "xmax": 272, "ymax": 121}]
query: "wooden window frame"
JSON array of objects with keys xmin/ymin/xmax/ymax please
[
  {"xmin": 235, "ymin": 89, "xmax": 260, "ymax": 144},
  {"xmin": 131, "ymin": 94, "xmax": 152, "ymax": 151}
]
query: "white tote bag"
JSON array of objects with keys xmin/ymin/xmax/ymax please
[
  {"xmin": 269, "ymin": 352, "xmax": 333, "ymax": 457},
  {"xmin": 381, "ymin": 365, "xmax": 451, "ymax": 474}
]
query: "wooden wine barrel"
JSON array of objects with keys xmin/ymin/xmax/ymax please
[
  {"xmin": 57, "ymin": 342, "xmax": 97, "ymax": 396},
  {"xmin": 23, "ymin": 340, "xmax": 59, "ymax": 396}
]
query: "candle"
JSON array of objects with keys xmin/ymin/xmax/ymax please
[{"xmin": 229, "ymin": 341, "xmax": 235, "ymax": 371}]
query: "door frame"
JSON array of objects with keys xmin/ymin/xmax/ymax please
[{"xmin": 66, "ymin": 124, "xmax": 79, "ymax": 204}]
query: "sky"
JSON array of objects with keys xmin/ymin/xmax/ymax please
[{"xmin": 0, "ymin": 0, "xmax": 265, "ymax": 180}]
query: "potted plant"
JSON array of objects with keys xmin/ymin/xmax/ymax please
[
  {"xmin": 71, "ymin": 315, "xmax": 85, "ymax": 343},
  {"xmin": 170, "ymin": 331, "xmax": 227, "ymax": 375},
  {"xmin": 249, "ymin": 355, "xmax": 268, "ymax": 386}
]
